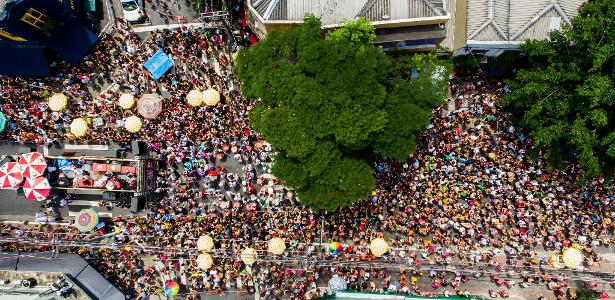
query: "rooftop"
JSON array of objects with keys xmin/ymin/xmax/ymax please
[
  {"xmin": 0, "ymin": 271, "xmax": 86, "ymax": 300},
  {"xmin": 0, "ymin": 252, "xmax": 124, "ymax": 300},
  {"xmin": 249, "ymin": 0, "xmax": 449, "ymax": 27},
  {"xmin": 466, "ymin": 0, "xmax": 586, "ymax": 43}
]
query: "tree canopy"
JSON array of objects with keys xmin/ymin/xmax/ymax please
[
  {"xmin": 501, "ymin": 0, "xmax": 615, "ymax": 177},
  {"xmin": 236, "ymin": 15, "xmax": 449, "ymax": 210}
]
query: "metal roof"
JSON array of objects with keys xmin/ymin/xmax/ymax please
[
  {"xmin": 466, "ymin": 0, "xmax": 585, "ymax": 42},
  {"xmin": 250, "ymin": 0, "xmax": 447, "ymax": 25},
  {"xmin": 0, "ymin": 252, "xmax": 125, "ymax": 300}
]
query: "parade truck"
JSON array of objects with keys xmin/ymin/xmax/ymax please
[{"xmin": 47, "ymin": 154, "xmax": 156, "ymax": 214}]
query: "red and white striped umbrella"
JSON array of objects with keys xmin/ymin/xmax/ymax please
[
  {"xmin": 0, "ymin": 162, "xmax": 23, "ymax": 189},
  {"xmin": 18, "ymin": 152, "xmax": 47, "ymax": 179},
  {"xmin": 23, "ymin": 176, "xmax": 51, "ymax": 201}
]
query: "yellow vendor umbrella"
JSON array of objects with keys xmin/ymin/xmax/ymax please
[
  {"xmin": 562, "ymin": 247, "xmax": 583, "ymax": 268},
  {"xmin": 70, "ymin": 118, "xmax": 88, "ymax": 137},
  {"xmin": 196, "ymin": 253, "xmax": 213, "ymax": 269},
  {"xmin": 118, "ymin": 93, "xmax": 135, "ymax": 109},
  {"xmin": 370, "ymin": 238, "xmax": 389, "ymax": 257},
  {"xmin": 203, "ymin": 88, "xmax": 220, "ymax": 107},
  {"xmin": 186, "ymin": 89, "xmax": 203, "ymax": 107},
  {"xmin": 267, "ymin": 237, "xmax": 285, "ymax": 255},
  {"xmin": 549, "ymin": 253, "xmax": 562, "ymax": 269},
  {"xmin": 48, "ymin": 93, "xmax": 68, "ymax": 111},
  {"xmin": 124, "ymin": 116, "xmax": 142, "ymax": 133},
  {"xmin": 197, "ymin": 235, "xmax": 214, "ymax": 252},
  {"xmin": 240, "ymin": 248, "xmax": 257, "ymax": 265}
]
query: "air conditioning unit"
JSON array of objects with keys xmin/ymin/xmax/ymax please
[{"xmin": 21, "ymin": 278, "xmax": 37, "ymax": 288}]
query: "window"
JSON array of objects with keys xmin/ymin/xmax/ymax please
[
  {"xmin": 549, "ymin": 16, "xmax": 562, "ymax": 32},
  {"xmin": 20, "ymin": 8, "xmax": 49, "ymax": 29},
  {"xmin": 121, "ymin": 0, "xmax": 138, "ymax": 11},
  {"xmin": 0, "ymin": 29, "xmax": 27, "ymax": 41}
]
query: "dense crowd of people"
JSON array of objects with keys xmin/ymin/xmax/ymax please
[{"xmin": 0, "ymin": 16, "xmax": 614, "ymax": 300}]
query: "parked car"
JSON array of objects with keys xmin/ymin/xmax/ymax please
[{"xmin": 120, "ymin": 0, "xmax": 144, "ymax": 23}]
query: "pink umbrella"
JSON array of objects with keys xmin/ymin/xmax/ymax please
[
  {"xmin": 18, "ymin": 152, "xmax": 47, "ymax": 179},
  {"xmin": 23, "ymin": 176, "xmax": 51, "ymax": 201},
  {"xmin": 0, "ymin": 162, "xmax": 23, "ymax": 189},
  {"xmin": 137, "ymin": 94, "xmax": 162, "ymax": 119}
]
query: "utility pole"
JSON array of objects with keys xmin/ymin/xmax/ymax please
[
  {"xmin": 318, "ymin": 216, "xmax": 325, "ymax": 259},
  {"xmin": 199, "ymin": 10, "xmax": 237, "ymax": 52},
  {"xmin": 223, "ymin": 0, "xmax": 233, "ymax": 29},
  {"xmin": 319, "ymin": 216, "xmax": 324, "ymax": 244},
  {"xmin": 51, "ymin": 233, "xmax": 59, "ymax": 259}
]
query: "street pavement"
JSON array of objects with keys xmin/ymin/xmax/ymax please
[
  {"xmin": 108, "ymin": 0, "xmax": 202, "ymax": 29},
  {"xmin": 1, "ymin": 5, "xmax": 612, "ymax": 300},
  {"xmin": 0, "ymin": 189, "xmax": 52, "ymax": 219}
]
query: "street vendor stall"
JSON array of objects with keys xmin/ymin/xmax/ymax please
[
  {"xmin": 203, "ymin": 88, "xmax": 220, "ymax": 107},
  {"xmin": 23, "ymin": 176, "xmax": 51, "ymax": 201},
  {"xmin": 118, "ymin": 93, "xmax": 135, "ymax": 109},
  {"xmin": 124, "ymin": 116, "xmax": 142, "ymax": 133},
  {"xmin": 268, "ymin": 237, "xmax": 285, "ymax": 255},
  {"xmin": 18, "ymin": 152, "xmax": 47, "ymax": 179},
  {"xmin": 186, "ymin": 89, "xmax": 203, "ymax": 107},
  {"xmin": 137, "ymin": 94, "xmax": 162, "ymax": 119},
  {"xmin": 0, "ymin": 112, "xmax": 7, "ymax": 133},
  {"xmin": 75, "ymin": 208, "xmax": 100, "ymax": 233},
  {"xmin": 70, "ymin": 118, "xmax": 89, "ymax": 137},
  {"xmin": 0, "ymin": 161, "xmax": 23, "ymax": 189},
  {"xmin": 370, "ymin": 238, "xmax": 389, "ymax": 257},
  {"xmin": 48, "ymin": 93, "xmax": 68, "ymax": 111}
]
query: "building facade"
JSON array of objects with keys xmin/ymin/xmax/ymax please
[
  {"xmin": 453, "ymin": 0, "xmax": 586, "ymax": 56},
  {"xmin": 0, "ymin": 0, "xmax": 97, "ymax": 76},
  {"xmin": 246, "ymin": 0, "xmax": 451, "ymax": 52},
  {"xmin": 246, "ymin": 0, "xmax": 587, "ymax": 55}
]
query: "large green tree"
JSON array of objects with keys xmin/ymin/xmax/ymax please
[
  {"xmin": 501, "ymin": 0, "xmax": 615, "ymax": 176},
  {"xmin": 237, "ymin": 15, "xmax": 448, "ymax": 209}
]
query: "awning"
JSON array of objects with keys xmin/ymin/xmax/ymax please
[
  {"xmin": 144, "ymin": 49, "xmax": 174, "ymax": 80},
  {"xmin": 92, "ymin": 163, "xmax": 107, "ymax": 172},
  {"xmin": 48, "ymin": 19, "xmax": 98, "ymax": 65},
  {"xmin": 374, "ymin": 25, "xmax": 446, "ymax": 43},
  {"xmin": 121, "ymin": 166, "xmax": 136, "ymax": 174},
  {"xmin": 85, "ymin": 0, "xmax": 96, "ymax": 12},
  {"xmin": 107, "ymin": 164, "xmax": 122, "ymax": 172},
  {"xmin": 0, "ymin": 42, "xmax": 50, "ymax": 76}
]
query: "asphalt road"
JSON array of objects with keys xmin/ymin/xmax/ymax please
[
  {"xmin": 109, "ymin": 0, "xmax": 201, "ymax": 28},
  {"xmin": 0, "ymin": 189, "xmax": 48, "ymax": 219}
]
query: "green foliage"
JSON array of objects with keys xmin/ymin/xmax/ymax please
[
  {"xmin": 575, "ymin": 289, "xmax": 597, "ymax": 300},
  {"xmin": 501, "ymin": 0, "xmax": 615, "ymax": 177},
  {"xmin": 237, "ymin": 16, "xmax": 448, "ymax": 210},
  {"xmin": 192, "ymin": 0, "xmax": 203, "ymax": 11},
  {"xmin": 326, "ymin": 17, "xmax": 376, "ymax": 45},
  {"xmin": 374, "ymin": 55, "xmax": 450, "ymax": 160}
]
